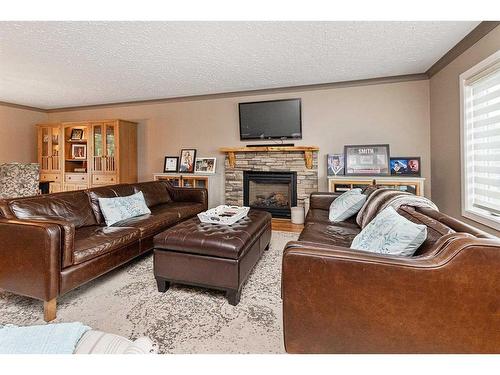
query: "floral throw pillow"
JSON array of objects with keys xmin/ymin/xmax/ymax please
[
  {"xmin": 98, "ymin": 191, "xmax": 151, "ymax": 227},
  {"xmin": 329, "ymin": 188, "xmax": 367, "ymax": 222},
  {"xmin": 350, "ymin": 206, "xmax": 427, "ymax": 257}
]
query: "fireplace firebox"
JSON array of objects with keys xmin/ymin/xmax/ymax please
[{"xmin": 243, "ymin": 171, "xmax": 297, "ymax": 218}]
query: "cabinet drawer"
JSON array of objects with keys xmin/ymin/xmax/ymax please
[
  {"xmin": 65, "ymin": 173, "xmax": 88, "ymax": 183},
  {"xmin": 64, "ymin": 183, "xmax": 88, "ymax": 192},
  {"xmin": 49, "ymin": 182, "xmax": 62, "ymax": 194},
  {"xmin": 40, "ymin": 173, "xmax": 61, "ymax": 182},
  {"xmin": 92, "ymin": 174, "xmax": 116, "ymax": 185}
]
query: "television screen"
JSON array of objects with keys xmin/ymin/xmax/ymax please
[{"xmin": 239, "ymin": 99, "xmax": 302, "ymax": 140}]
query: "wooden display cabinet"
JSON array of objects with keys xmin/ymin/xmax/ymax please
[{"xmin": 36, "ymin": 119, "xmax": 138, "ymax": 192}]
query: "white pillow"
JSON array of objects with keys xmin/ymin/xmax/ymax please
[
  {"xmin": 329, "ymin": 189, "xmax": 366, "ymax": 222},
  {"xmin": 350, "ymin": 206, "xmax": 427, "ymax": 257},
  {"xmin": 98, "ymin": 191, "xmax": 151, "ymax": 227}
]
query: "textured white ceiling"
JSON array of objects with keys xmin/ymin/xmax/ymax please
[{"xmin": 0, "ymin": 21, "xmax": 479, "ymax": 109}]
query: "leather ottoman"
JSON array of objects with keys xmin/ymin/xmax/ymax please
[{"xmin": 153, "ymin": 209, "xmax": 272, "ymax": 305}]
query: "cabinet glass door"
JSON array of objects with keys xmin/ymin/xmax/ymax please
[
  {"xmin": 40, "ymin": 127, "xmax": 50, "ymax": 171},
  {"xmin": 92, "ymin": 124, "xmax": 104, "ymax": 172},
  {"xmin": 104, "ymin": 124, "xmax": 116, "ymax": 172},
  {"xmin": 40, "ymin": 126, "xmax": 61, "ymax": 172},
  {"xmin": 50, "ymin": 127, "xmax": 60, "ymax": 171}
]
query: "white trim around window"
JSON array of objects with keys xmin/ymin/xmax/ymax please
[{"xmin": 460, "ymin": 50, "xmax": 500, "ymax": 231}]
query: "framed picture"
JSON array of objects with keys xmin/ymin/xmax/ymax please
[
  {"xmin": 390, "ymin": 157, "xmax": 421, "ymax": 176},
  {"xmin": 71, "ymin": 144, "xmax": 87, "ymax": 159},
  {"xmin": 163, "ymin": 156, "xmax": 179, "ymax": 173},
  {"xmin": 327, "ymin": 154, "xmax": 344, "ymax": 176},
  {"xmin": 70, "ymin": 128, "xmax": 84, "ymax": 140},
  {"xmin": 344, "ymin": 144, "xmax": 390, "ymax": 176},
  {"xmin": 195, "ymin": 157, "xmax": 217, "ymax": 174},
  {"xmin": 179, "ymin": 149, "xmax": 196, "ymax": 173}
]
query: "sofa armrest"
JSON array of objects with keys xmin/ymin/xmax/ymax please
[
  {"xmin": 282, "ymin": 236, "xmax": 500, "ymax": 353},
  {"xmin": 22, "ymin": 216, "xmax": 75, "ymax": 268},
  {"xmin": 309, "ymin": 192, "xmax": 341, "ymax": 210},
  {"xmin": 166, "ymin": 185, "xmax": 208, "ymax": 210},
  {"xmin": 0, "ymin": 218, "xmax": 61, "ymax": 302}
]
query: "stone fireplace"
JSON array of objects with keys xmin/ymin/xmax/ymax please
[
  {"xmin": 244, "ymin": 171, "xmax": 297, "ymax": 218},
  {"xmin": 222, "ymin": 147, "xmax": 319, "ymax": 217}
]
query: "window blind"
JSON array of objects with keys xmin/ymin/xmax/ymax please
[{"xmin": 465, "ymin": 66, "xmax": 500, "ymax": 215}]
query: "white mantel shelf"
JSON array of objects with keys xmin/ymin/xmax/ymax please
[{"xmin": 219, "ymin": 146, "xmax": 319, "ymax": 169}]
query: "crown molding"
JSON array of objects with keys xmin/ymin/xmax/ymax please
[
  {"xmin": 426, "ymin": 21, "xmax": 500, "ymax": 78},
  {"xmin": 0, "ymin": 100, "xmax": 46, "ymax": 113}
]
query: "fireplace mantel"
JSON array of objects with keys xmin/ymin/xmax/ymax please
[{"xmin": 219, "ymin": 146, "xmax": 319, "ymax": 169}]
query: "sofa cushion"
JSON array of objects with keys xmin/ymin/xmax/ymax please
[
  {"xmin": 87, "ymin": 186, "xmax": 118, "ymax": 224},
  {"xmin": 87, "ymin": 184, "xmax": 137, "ymax": 224},
  {"xmin": 111, "ymin": 184, "xmax": 136, "ymax": 197},
  {"xmin": 73, "ymin": 226, "xmax": 141, "ymax": 264},
  {"xmin": 152, "ymin": 202, "xmax": 205, "ymax": 220},
  {"xmin": 8, "ymin": 191, "xmax": 97, "ymax": 229},
  {"xmin": 305, "ymin": 209, "xmax": 330, "ymax": 224},
  {"xmin": 133, "ymin": 181, "xmax": 172, "ymax": 208},
  {"xmin": 298, "ymin": 221, "xmax": 361, "ymax": 248},
  {"xmin": 329, "ymin": 189, "xmax": 366, "ymax": 222},
  {"xmin": 351, "ymin": 206, "xmax": 427, "ymax": 257},
  {"xmin": 113, "ymin": 211, "xmax": 180, "ymax": 238},
  {"xmin": 397, "ymin": 206, "xmax": 455, "ymax": 256},
  {"xmin": 98, "ymin": 191, "xmax": 151, "ymax": 227}
]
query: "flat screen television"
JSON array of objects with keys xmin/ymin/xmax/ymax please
[{"xmin": 239, "ymin": 98, "xmax": 302, "ymax": 140}]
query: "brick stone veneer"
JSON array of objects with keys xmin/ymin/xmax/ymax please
[{"xmin": 224, "ymin": 151, "xmax": 318, "ymax": 207}]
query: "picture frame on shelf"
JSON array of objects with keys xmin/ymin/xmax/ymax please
[
  {"xmin": 344, "ymin": 144, "xmax": 390, "ymax": 176},
  {"xmin": 71, "ymin": 144, "xmax": 87, "ymax": 159},
  {"xmin": 390, "ymin": 157, "xmax": 421, "ymax": 176},
  {"xmin": 194, "ymin": 157, "xmax": 217, "ymax": 174},
  {"xmin": 327, "ymin": 154, "xmax": 344, "ymax": 176},
  {"xmin": 70, "ymin": 128, "xmax": 84, "ymax": 140},
  {"xmin": 179, "ymin": 149, "xmax": 196, "ymax": 173},
  {"xmin": 163, "ymin": 156, "xmax": 179, "ymax": 173}
]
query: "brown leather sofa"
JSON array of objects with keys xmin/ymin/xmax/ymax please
[
  {"xmin": 0, "ymin": 181, "xmax": 207, "ymax": 321},
  {"xmin": 282, "ymin": 191, "xmax": 500, "ymax": 353}
]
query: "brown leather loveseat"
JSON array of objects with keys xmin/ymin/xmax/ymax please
[
  {"xmin": 0, "ymin": 181, "xmax": 207, "ymax": 321},
  {"xmin": 282, "ymin": 191, "xmax": 500, "ymax": 353}
]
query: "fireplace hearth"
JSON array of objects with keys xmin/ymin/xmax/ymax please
[{"xmin": 243, "ymin": 171, "xmax": 297, "ymax": 218}]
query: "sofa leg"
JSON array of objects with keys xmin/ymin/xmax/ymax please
[
  {"xmin": 226, "ymin": 289, "xmax": 241, "ymax": 306},
  {"xmin": 156, "ymin": 278, "xmax": 170, "ymax": 293},
  {"xmin": 44, "ymin": 298, "xmax": 57, "ymax": 322}
]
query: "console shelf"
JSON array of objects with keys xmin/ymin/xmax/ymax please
[{"xmin": 328, "ymin": 176, "xmax": 426, "ymax": 196}]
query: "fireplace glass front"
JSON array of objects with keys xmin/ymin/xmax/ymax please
[{"xmin": 243, "ymin": 171, "xmax": 297, "ymax": 218}]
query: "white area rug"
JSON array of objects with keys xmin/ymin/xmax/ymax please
[{"xmin": 0, "ymin": 231, "xmax": 299, "ymax": 353}]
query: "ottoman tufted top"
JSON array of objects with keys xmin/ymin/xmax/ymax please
[{"xmin": 153, "ymin": 209, "xmax": 271, "ymax": 259}]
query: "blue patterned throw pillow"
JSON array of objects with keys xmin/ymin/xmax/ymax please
[
  {"xmin": 350, "ymin": 206, "xmax": 427, "ymax": 257},
  {"xmin": 98, "ymin": 191, "xmax": 151, "ymax": 227},
  {"xmin": 329, "ymin": 188, "xmax": 367, "ymax": 222}
]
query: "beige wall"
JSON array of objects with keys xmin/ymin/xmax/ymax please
[
  {"xmin": 430, "ymin": 25, "xmax": 500, "ymax": 236},
  {"xmin": 0, "ymin": 104, "xmax": 47, "ymax": 163},
  {"xmin": 48, "ymin": 79, "xmax": 431, "ymax": 206}
]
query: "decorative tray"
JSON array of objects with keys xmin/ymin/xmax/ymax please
[{"xmin": 198, "ymin": 205, "xmax": 250, "ymax": 225}]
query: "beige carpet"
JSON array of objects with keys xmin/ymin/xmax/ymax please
[{"xmin": 0, "ymin": 231, "xmax": 299, "ymax": 354}]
